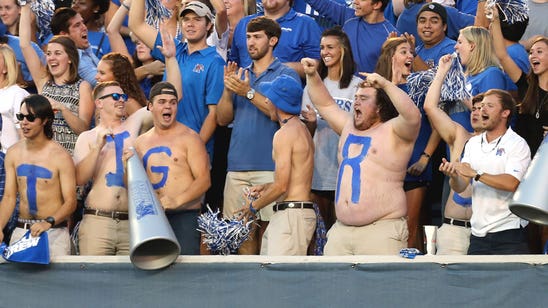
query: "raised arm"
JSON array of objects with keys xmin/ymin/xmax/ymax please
[
  {"xmin": 360, "ymin": 72, "xmax": 421, "ymax": 142},
  {"xmin": 424, "ymin": 54, "xmax": 460, "ymax": 146},
  {"xmin": 216, "ymin": 62, "xmax": 238, "ymax": 126},
  {"xmin": 158, "ymin": 24, "xmax": 182, "ymax": 101},
  {"xmin": 19, "ymin": 4, "xmax": 48, "ymax": 91},
  {"xmin": 489, "ymin": 7, "xmax": 522, "ymax": 83},
  {"xmin": 211, "ymin": 0, "xmax": 228, "ymax": 38},
  {"xmin": 106, "ymin": 0, "xmax": 132, "ymax": 60},
  {"xmin": 302, "ymin": 57, "xmax": 349, "ymax": 135},
  {"xmin": 128, "ymin": 0, "xmax": 159, "ymax": 49},
  {"xmin": 105, "ymin": 0, "xmax": 132, "ymax": 39},
  {"xmin": 304, "ymin": 0, "xmax": 355, "ymax": 26}
]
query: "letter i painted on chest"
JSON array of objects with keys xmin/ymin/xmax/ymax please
[
  {"xmin": 105, "ymin": 131, "xmax": 130, "ymax": 187},
  {"xmin": 16, "ymin": 164, "xmax": 53, "ymax": 215},
  {"xmin": 336, "ymin": 134, "xmax": 371, "ymax": 204}
]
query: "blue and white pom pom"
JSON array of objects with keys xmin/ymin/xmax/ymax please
[
  {"xmin": 440, "ymin": 53, "xmax": 472, "ymax": 103},
  {"xmin": 197, "ymin": 205, "xmax": 254, "ymax": 255},
  {"xmin": 407, "ymin": 69, "xmax": 435, "ymax": 105},
  {"xmin": 486, "ymin": 0, "xmax": 529, "ymax": 24},
  {"xmin": 146, "ymin": 0, "xmax": 172, "ymax": 29},
  {"xmin": 30, "ymin": 0, "xmax": 54, "ymax": 43}
]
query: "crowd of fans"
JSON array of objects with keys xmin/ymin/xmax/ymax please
[{"xmin": 0, "ymin": 0, "xmax": 547, "ymax": 258}]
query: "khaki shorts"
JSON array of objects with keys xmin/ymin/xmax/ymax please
[
  {"xmin": 324, "ymin": 218, "xmax": 408, "ymax": 255},
  {"xmin": 260, "ymin": 207, "xmax": 316, "ymax": 256},
  {"xmin": 11, "ymin": 227, "xmax": 70, "ymax": 258},
  {"xmin": 223, "ymin": 171, "xmax": 275, "ymax": 221}
]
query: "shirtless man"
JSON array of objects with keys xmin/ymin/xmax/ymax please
[
  {"xmin": 236, "ymin": 75, "xmax": 316, "ymax": 256},
  {"xmin": 302, "ymin": 57, "xmax": 421, "ymax": 255},
  {"xmin": 132, "ymin": 81, "xmax": 211, "ymax": 255},
  {"xmin": 73, "ymin": 81, "xmax": 151, "ymax": 255},
  {"xmin": 424, "ymin": 54, "xmax": 483, "ymax": 254},
  {"xmin": 0, "ymin": 94, "xmax": 76, "ymax": 257}
]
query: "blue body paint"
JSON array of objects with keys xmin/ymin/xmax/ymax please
[
  {"xmin": 452, "ymin": 192, "xmax": 472, "ymax": 208},
  {"xmin": 142, "ymin": 146, "xmax": 171, "ymax": 190},
  {"xmin": 16, "ymin": 164, "xmax": 53, "ymax": 215},
  {"xmin": 336, "ymin": 134, "xmax": 371, "ymax": 203},
  {"xmin": 105, "ymin": 131, "xmax": 130, "ymax": 187}
]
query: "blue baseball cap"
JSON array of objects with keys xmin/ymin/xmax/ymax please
[{"xmin": 259, "ymin": 75, "xmax": 303, "ymax": 115}]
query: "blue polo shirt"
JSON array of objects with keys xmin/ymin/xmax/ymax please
[
  {"xmin": 229, "ymin": 9, "xmax": 321, "ymax": 68},
  {"xmin": 228, "ymin": 59, "xmax": 301, "ymax": 171},
  {"xmin": 416, "ymin": 37, "xmax": 456, "ymax": 67},
  {"xmin": 151, "ymin": 34, "xmax": 225, "ymax": 157}
]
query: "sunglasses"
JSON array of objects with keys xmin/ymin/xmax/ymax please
[
  {"xmin": 16, "ymin": 113, "xmax": 37, "ymax": 122},
  {"xmin": 98, "ymin": 93, "xmax": 128, "ymax": 102}
]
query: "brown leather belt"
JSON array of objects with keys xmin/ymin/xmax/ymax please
[
  {"xmin": 273, "ymin": 201, "xmax": 314, "ymax": 212},
  {"xmin": 84, "ymin": 208, "xmax": 129, "ymax": 220},
  {"xmin": 16, "ymin": 220, "xmax": 68, "ymax": 229}
]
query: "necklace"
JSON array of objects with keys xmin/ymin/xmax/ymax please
[
  {"xmin": 480, "ymin": 132, "xmax": 504, "ymax": 153},
  {"xmin": 281, "ymin": 115, "xmax": 296, "ymax": 124},
  {"xmin": 535, "ymin": 90, "xmax": 547, "ymax": 119}
]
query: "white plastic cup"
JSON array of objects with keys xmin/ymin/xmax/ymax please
[{"xmin": 423, "ymin": 225, "xmax": 438, "ymax": 255}]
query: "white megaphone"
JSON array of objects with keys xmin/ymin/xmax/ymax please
[
  {"xmin": 126, "ymin": 147, "xmax": 180, "ymax": 270},
  {"xmin": 509, "ymin": 135, "xmax": 548, "ymax": 225}
]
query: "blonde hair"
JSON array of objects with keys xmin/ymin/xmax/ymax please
[
  {"xmin": 459, "ymin": 26, "xmax": 500, "ymax": 76},
  {"xmin": 0, "ymin": 44, "xmax": 19, "ymax": 88}
]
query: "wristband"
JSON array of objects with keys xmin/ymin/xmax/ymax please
[
  {"xmin": 421, "ymin": 152, "xmax": 431, "ymax": 159},
  {"xmin": 249, "ymin": 202, "xmax": 257, "ymax": 215}
]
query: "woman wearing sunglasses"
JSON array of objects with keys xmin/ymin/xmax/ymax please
[
  {"xmin": 0, "ymin": 44, "xmax": 29, "ymax": 153},
  {"xmin": 18, "ymin": 4, "xmax": 94, "ymax": 154}
]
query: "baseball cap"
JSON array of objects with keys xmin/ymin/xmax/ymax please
[
  {"xmin": 259, "ymin": 75, "xmax": 303, "ymax": 115},
  {"xmin": 149, "ymin": 81, "xmax": 178, "ymax": 102},
  {"xmin": 417, "ymin": 2, "xmax": 447, "ymax": 25},
  {"xmin": 180, "ymin": 1, "xmax": 214, "ymax": 21}
]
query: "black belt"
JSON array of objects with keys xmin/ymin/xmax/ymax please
[
  {"xmin": 16, "ymin": 220, "xmax": 68, "ymax": 229},
  {"xmin": 444, "ymin": 218, "xmax": 471, "ymax": 228},
  {"xmin": 84, "ymin": 208, "xmax": 129, "ymax": 220},
  {"xmin": 273, "ymin": 201, "xmax": 314, "ymax": 212}
]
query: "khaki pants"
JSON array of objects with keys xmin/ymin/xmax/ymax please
[{"xmin": 78, "ymin": 214, "xmax": 129, "ymax": 255}]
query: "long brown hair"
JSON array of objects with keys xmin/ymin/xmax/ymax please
[
  {"xmin": 375, "ymin": 37, "xmax": 409, "ymax": 83},
  {"xmin": 521, "ymin": 36, "xmax": 548, "ymax": 115},
  {"xmin": 101, "ymin": 52, "xmax": 147, "ymax": 107}
]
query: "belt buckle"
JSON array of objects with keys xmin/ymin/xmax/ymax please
[
  {"xmin": 287, "ymin": 202, "xmax": 295, "ymax": 208},
  {"xmin": 112, "ymin": 211, "xmax": 120, "ymax": 222}
]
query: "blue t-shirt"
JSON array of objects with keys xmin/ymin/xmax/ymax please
[
  {"xmin": 229, "ymin": 9, "xmax": 321, "ymax": 68},
  {"xmin": 344, "ymin": 18, "xmax": 397, "ymax": 73},
  {"xmin": 416, "ymin": 36, "xmax": 456, "ymax": 67},
  {"xmin": 302, "ymin": 0, "xmax": 397, "ymax": 73},
  {"xmin": 111, "ymin": 0, "xmax": 136, "ymax": 54},
  {"xmin": 505, "ymin": 43, "xmax": 530, "ymax": 91},
  {"xmin": 257, "ymin": 0, "xmax": 349, "ymax": 29},
  {"xmin": 6, "ymin": 35, "xmax": 45, "ymax": 82},
  {"xmin": 228, "ymin": 59, "xmax": 300, "ymax": 171},
  {"xmin": 400, "ymin": 83, "xmax": 433, "ymax": 183},
  {"xmin": 456, "ymin": 0, "xmax": 478, "ymax": 15},
  {"xmin": 467, "ymin": 66, "xmax": 509, "ymax": 96},
  {"xmin": 151, "ymin": 34, "xmax": 225, "ymax": 157},
  {"xmin": 396, "ymin": 3, "xmax": 474, "ymax": 46}
]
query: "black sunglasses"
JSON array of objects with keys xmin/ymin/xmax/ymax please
[
  {"xmin": 98, "ymin": 93, "xmax": 128, "ymax": 102},
  {"xmin": 16, "ymin": 113, "xmax": 37, "ymax": 122}
]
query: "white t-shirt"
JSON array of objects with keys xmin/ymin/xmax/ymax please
[
  {"xmin": 0, "ymin": 85, "xmax": 29, "ymax": 153},
  {"xmin": 461, "ymin": 128, "xmax": 531, "ymax": 236}
]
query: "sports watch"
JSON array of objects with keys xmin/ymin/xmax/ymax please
[
  {"xmin": 45, "ymin": 216, "xmax": 55, "ymax": 227},
  {"xmin": 246, "ymin": 88, "xmax": 255, "ymax": 100}
]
